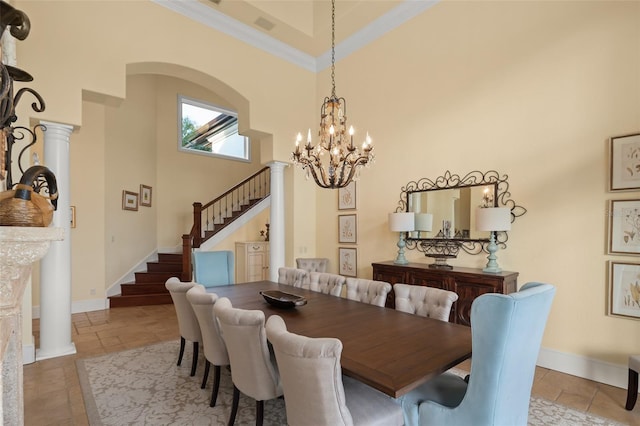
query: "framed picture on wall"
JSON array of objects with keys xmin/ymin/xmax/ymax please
[
  {"xmin": 140, "ymin": 184, "xmax": 152, "ymax": 207},
  {"xmin": 338, "ymin": 181, "xmax": 356, "ymax": 210},
  {"xmin": 610, "ymin": 132, "xmax": 640, "ymax": 191},
  {"xmin": 338, "ymin": 247, "xmax": 357, "ymax": 277},
  {"xmin": 338, "ymin": 214, "xmax": 357, "ymax": 243},
  {"xmin": 122, "ymin": 190, "xmax": 138, "ymax": 211},
  {"xmin": 609, "ymin": 261, "xmax": 640, "ymax": 319},
  {"xmin": 609, "ymin": 199, "xmax": 640, "ymax": 255}
]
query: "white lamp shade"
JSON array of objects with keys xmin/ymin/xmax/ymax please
[
  {"xmin": 414, "ymin": 213, "xmax": 433, "ymax": 232},
  {"xmin": 476, "ymin": 207, "xmax": 512, "ymax": 232},
  {"xmin": 389, "ymin": 212, "xmax": 415, "ymax": 232}
]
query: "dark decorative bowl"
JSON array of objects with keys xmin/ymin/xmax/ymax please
[{"xmin": 260, "ymin": 290, "xmax": 307, "ymax": 309}]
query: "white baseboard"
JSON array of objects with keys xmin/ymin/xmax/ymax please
[
  {"xmin": 32, "ymin": 298, "xmax": 108, "ymax": 319},
  {"xmin": 538, "ymin": 347, "xmax": 627, "ymax": 390}
]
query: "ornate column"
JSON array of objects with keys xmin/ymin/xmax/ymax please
[
  {"xmin": 0, "ymin": 226, "xmax": 63, "ymax": 425},
  {"xmin": 267, "ymin": 162, "xmax": 287, "ymax": 282},
  {"xmin": 36, "ymin": 121, "xmax": 74, "ymax": 360}
]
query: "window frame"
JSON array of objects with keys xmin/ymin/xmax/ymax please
[{"xmin": 177, "ymin": 94, "xmax": 250, "ymax": 163}]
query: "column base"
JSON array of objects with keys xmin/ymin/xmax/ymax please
[{"xmin": 36, "ymin": 342, "xmax": 76, "ymax": 361}]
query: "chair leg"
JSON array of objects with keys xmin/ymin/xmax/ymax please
[
  {"xmin": 626, "ymin": 368, "xmax": 639, "ymax": 410},
  {"xmin": 228, "ymin": 386, "xmax": 240, "ymax": 426},
  {"xmin": 177, "ymin": 337, "xmax": 186, "ymax": 366},
  {"xmin": 210, "ymin": 365, "xmax": 221, "ymax": 407},
  {"xmin": 190, "ymin": 342, "xmax": 199, "ymax": 377},
  {"xmin": 201, "ymin": 360, "xmax": 210, "ymax": 389},
  {"xmin": 256, "ymin": 400, "xmax": 264, "ymax": 426}
]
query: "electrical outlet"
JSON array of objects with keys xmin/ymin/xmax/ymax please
[{"xmin": 90, "ymin": 288, "xmax": 96, "ymax": 296}]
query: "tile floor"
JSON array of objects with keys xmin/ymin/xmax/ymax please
[{"xmin": 23, "ymin": 304, "xmax": 640, "ymax": 425}]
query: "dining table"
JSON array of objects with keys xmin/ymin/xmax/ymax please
[{"xmin": 208, "ymin": 280, "xmax": 472, "ymax": 398}]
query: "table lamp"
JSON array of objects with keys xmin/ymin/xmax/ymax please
[
  {"xmin": 476, "ymin": 207, "xmax": 511, "ymax": 273},
  {"xmin": 414, "ymin": 213, "xmax": 433, "ymax": 238},
  {"xmin": 389, "ymin": 212, "xmax": 415, "ymax": 265}
]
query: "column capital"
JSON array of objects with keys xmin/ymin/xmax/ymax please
[
  {"xmin": 266, "ymin": 161, "xmax": 289, "ymax": 173},
  {"xmin": 39, "ymin": 121, "xmax": 74, "ymax": 139}
]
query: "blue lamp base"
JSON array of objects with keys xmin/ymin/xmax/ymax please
[
  {"xmin": 483, "ymin": 231, "xmax": 502, "ymax": 274},
  {"xmin": 394, "ymin": 233, "xmax": 409, "ymax": 265}
]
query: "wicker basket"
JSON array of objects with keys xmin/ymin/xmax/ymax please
[{"xmin": 0, "ymin": 166, "xmax": 58, "ymax": 227}]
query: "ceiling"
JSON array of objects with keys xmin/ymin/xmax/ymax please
[{"xmin": 154, "ymin": 0, "xmax": 439, "ymax": 71}]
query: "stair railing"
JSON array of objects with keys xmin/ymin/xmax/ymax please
[{"xmin": 181, "ymin": 166, "xmax": 271, "ymax": 281}]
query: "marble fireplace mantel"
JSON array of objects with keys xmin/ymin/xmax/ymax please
[{"xmin": 0, "ymin": 226, "xmax": 63, "ymax": 425}]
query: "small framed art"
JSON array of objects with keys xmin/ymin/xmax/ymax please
[
  {"xmin": 338, "ymin": 181, "xmax": 356, "ymax": 210},
  {"xmin": 610, "ymin": 132, "xmax": 640, "ymax": 191},
  {"xmin": 609, "ymin": 199, "xmax": 640, "ymax": 255},
  {"xmin": 338, "ymin": 247, "xmax": 357, "ymax": 277},
  {"xmin": 122, "ymin": 190, "xmax": 138, "ymax": 211},
  {"xmin": 140, "ymin": 184, "xmax": 152, "ymax": 207},
  {"xmin": 338, "ymin": 214, "xmax": 357, "ymax": 243},
  {"xmin": 609, "ymin": 261, "xmax": 640, "ymax": 319}
]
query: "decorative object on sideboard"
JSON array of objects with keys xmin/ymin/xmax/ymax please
[
  {"xmin": 260, "ymin": 223, "xmax": 270, "ymax": 241},
  {"xmin": 395, "ymin": 170, "xmax": 526, "ymax": 267},
  {"xmin": 0, "ymin": 165, "xmax": 58, "ymax": 226},
  {"xmin": 291, "ymin": 0, "xmax": 373, "ymax": 189},
  {"xmin": 476, "ymin": 207, "xmax": 512, "ymax": 273},
  {"xmin": 389, "ymin": 212, "xmax": 415, "ymax": 265}
]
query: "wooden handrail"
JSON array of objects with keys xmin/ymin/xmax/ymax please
[{"xmin": 181, "ymin": 166, "xmax": 270, "ymax": 282}]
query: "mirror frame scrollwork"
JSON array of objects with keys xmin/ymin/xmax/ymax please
[{"xmin": 396, "ymin": 170, "xmax": 526, "ymax": 259}]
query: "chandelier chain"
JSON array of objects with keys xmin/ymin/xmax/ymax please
[{"xmin": 331, "ymin": 0, "xmax": 336, "ymax": 98}]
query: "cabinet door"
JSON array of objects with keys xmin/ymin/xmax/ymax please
[
  {"xmin": 246, "ymin": 252, "xmax": 266, "ymax": 282},
  {"xmin": 453, "ymin": 278, "xmax": 502, "ymax": 326},
  {"xmin": 372, "ymin": 265, "xmax": 406, "ymax": 308}
]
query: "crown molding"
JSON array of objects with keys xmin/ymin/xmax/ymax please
[{"xmin": 152, "ymin": 0, "xmax": 439, "ymax": 73}]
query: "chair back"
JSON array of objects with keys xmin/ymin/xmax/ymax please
[
  {"xmin": 295, "ymin": 257, "xmax": 329, "ymax": 273},
  {"xmin": 277, "ymin": 267, "xmax": 309, "ymax": 288},
  {"xmin": 309, "ymin": 272, "xmax": 346, "ymax": 297},
  {"xmin": 193, "ymin": 250, "xmax": 234, "ymax": 287},
  {"xmin": 186, "ymin": 285, "xmax": 229, "ymax": 366},
  {"xmin": 418, "ymin": 282, "xmax": 556, "ymax": 426},
  {"xmin": 213, "ymin": 297, "xmax": 282, "ymax": 401},
  {"xmin": 345, "ymin": 278, "xmax": 391, "ymax": 307},
  {"xmin": 393, "ymin": 283, "xmax": 458, "ymax": 321},
  {"xmin": 165, "ymin": 277, "xmax": 201, "ymax": 342},
  {"xmin": 266, "ymin": 315, "xmax": 354, "ymax": 426}
]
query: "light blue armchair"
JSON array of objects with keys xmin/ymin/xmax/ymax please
[
  {"xmin": 193, "ymin": 250, "xmax": 234, "ymax": 287},
  {"xmin": 399, "ymin": 282, "xmax": 556, "ymax": 426}
]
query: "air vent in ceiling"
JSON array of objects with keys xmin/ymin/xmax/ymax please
[{"xmin": 254, "ymin": 16, "xmax": 275, "ymax": 31}]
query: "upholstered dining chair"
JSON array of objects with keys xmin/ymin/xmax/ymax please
[
  {"xmin": 295, "ymin": 257, "xmax": 329, "ymax": 273},
  {"xmin": 266, "ymin": 315, "xmax": 404, "ymax": 426},
  {"xmin": 192, "ymin": 250, "xmax": 234, "ymax": 287},
  {"xmin": 277, "ymin": 266, "xmax": 309, "ymax": 288},
  {"xmin": 165, "ymin": 277, "xmax": 201, "ymax": 376},
  {"xmin": 398, "ymin": 282, "xmax": 556, "ymax": 426},
  {"xmin": 213, "ymin": 297, "xmax": 283, "ymax": 426},
  {"xmin": 185, "ymin": 284, "xmax": 230, "ymax": 407},
  {"xmin": 393, "ymin": 283, "xmax": 458, "ymax": 322},
  {"xmin": 345, "ymin": 278, "xmax": 392, "ymax": 307},
  {"xmin": 626, "ymin": 355, "xmax": 640, "ymax": 410},
  {"xmin": 309, "ymin": 272, "xmax": 346, "ymax": 297}
]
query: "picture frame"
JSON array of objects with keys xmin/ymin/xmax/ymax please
[
  {"xmin": 122, "ymin": 190, "xmax": 138, "ymax": 211},
  {"xmin": 338, "ymin": 247, "xmax": 357, "ymax": 277},
  {"xmin": 610, "ymin": 132, "xmax": 640, "ymax": 191},
  {"xmin": 338, "ymin": 214, "xmax": 357, "ymax": 243},
  {"xmin": 338, "ymin": 181, "xmax": 356, "ymax": 210},
  {"xmin": 609, "ymin": 261, "xmax": 640, "ymax": 319},
  {"xmin": 140, "ymin": 184, "xmax": 152, "ymax": 207},
  {"xmin": 70, "ymin": 206, "xmax": 76, "ymax": 228},
  {"xmin": 609, "ymin": 199, "xmax": 640, "ymax": 255}
]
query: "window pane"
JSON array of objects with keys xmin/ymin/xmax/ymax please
[{"xmin": 179, "ymin": 96, "xmax": 249, "ymax": 161}]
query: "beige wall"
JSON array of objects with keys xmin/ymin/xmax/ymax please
[
  {"xmin": 312, "ymin": 0, "xmax": 640, "ymax": 365},
  {"xmin": 13, "ymin": 0, "xmax": 640, "ymax": 373}
]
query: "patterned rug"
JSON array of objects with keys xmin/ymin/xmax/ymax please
[{"xmin": 77, "ymin": 341, "xmax": 625, "ymax": 426}]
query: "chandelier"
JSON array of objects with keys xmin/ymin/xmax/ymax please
[{"xmin": 292, "ymin": 0, "xmax": 374, "ymax": 189}]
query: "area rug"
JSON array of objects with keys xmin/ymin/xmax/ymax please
[{"xmin": 77, "ymin": 341, "xmax": 625, "ymax": 426}]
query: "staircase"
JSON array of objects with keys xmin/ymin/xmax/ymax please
[
  {"xmin": 108, "ymin": 167, "xmax": 271, "ymax": 308},
  {"xmin": 108, "ymin": 253, "xmax": 181, "ymax": 308}
]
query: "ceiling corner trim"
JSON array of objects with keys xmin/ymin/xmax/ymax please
[{"xmin": 151, "ymin": 0, "xmax": 317, "ymax": 72}]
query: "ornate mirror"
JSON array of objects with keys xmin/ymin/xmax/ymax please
[{"xmin": 396, "ymin": 170, "xmax": 526, "ymax": 268}]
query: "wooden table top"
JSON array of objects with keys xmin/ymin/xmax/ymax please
[{"xmin": 210, "ymin": 281, "xmax": 472, "ymax": 398}]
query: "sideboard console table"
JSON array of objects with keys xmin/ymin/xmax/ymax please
[{"xmin": 372, "ymin": 261, "xmax": 518, "ymax": 326}]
